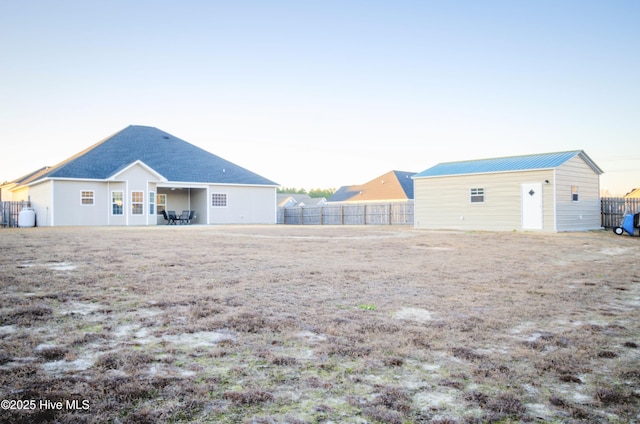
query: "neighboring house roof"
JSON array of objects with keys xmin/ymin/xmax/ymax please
[
  {"xmin": 301, "ymin": 197, "xmax": 327, "ymax": 207},
  {"xmin": 277, "ymin": 194, "xmax": 311, "ymax": 207},
  {"xmin": 328, "ymin": 186, "xmax": 359, "ymax": 202},
  {"xmin": 625, "ymin": 188, "xmax": 640, "ymax": 198},
  {"xmin": 414, "ymin": 150, "xmax": 603, "ymax": 178},
  {"xmin": 396, "ymin": 171, "xmax": 415, "ymax": 199},
  {"xmin": 277, "ymin": 194, "xmax": 327, "ymax": 207},
  {"xmin": 18, "ymin": 125, "xmax": 278, "ymax": 187},
  {"xmin": 328, "ymin": 170, "xmax": 416, "ymax": 202}
]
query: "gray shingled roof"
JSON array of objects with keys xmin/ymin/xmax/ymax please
[
  {"xmin": 37, "ymin": 125, "xmax": 277, "ymax": 186},
  {"xmin": 327, "ymin": 185, "xmax": 360, "ymax": 202},
  {"xmin": 394, "ymin": 171, "xmax": 415, "ymax": 199}
]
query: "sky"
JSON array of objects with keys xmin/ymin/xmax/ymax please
[{"xmin": 1, "ymin": 1, "xmax": 638, "ymax": 195}]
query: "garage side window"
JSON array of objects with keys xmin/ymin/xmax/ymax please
[
  {"xmin": 212, "ymin": 193, "xmax": 227, "ymax": 207},
  {"xmin": 81, "ymin": 191, "xmax": 94, "ymax": 206},
  {"xmin": 571, "ymin": 185, "xmax": 579, "ymax": 202},
  {"xmin": 112, "ymin": 191, "xmax": 123, "ymax": 215},
  {"xmin": 470, "ymin": 188, "xmax": 485, "ymax": 203}
]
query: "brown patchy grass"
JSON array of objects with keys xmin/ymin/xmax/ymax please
[{"xmin": 0, "ymin": 225, "xmax": 639, "ymax": 423}]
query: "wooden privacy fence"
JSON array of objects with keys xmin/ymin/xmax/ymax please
[
  {"xmin": 601, "ymin": 197, "xmax": 640, "ymax": 228},
  {"xmin": 0, "ymin": 201, "xmax": 27, "ymax": 228},
  {"xmin": 280, "ymin": 198, "xmax": 635, "ymax": 228},
  {"xmin": 279, "ymin": 201, "xmax": 414, "ymax": 225}
]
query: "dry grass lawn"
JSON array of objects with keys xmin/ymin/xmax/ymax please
[{"xmin": 0, "ymin": 225, "xmax": 639, "ymax": 423}]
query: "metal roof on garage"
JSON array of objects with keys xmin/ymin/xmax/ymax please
[{"xmin": 413, "ymin": 150, "xmax": 603, "ymax": 178}]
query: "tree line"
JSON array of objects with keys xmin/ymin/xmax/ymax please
[{"xmin": 277, "ymin": 187, "xmax": 336, "ymax": 198}]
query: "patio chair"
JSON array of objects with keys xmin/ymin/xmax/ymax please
[
  {"xmin": 178, "ymin": 210, "xmax": 194, "ymax": 224},
  {"xmin": 161, "ymin": 210, "xmax": 171, "ymax": 225},
  {"xmin": 167, "ymin": 210, "xmax": 178, "ymax": 225}
]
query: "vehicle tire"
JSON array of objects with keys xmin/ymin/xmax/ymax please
[{"xmin": 614, "ymin": 227, "xmax": 624, "ymax": 235}]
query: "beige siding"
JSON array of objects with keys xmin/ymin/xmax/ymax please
[
  {"xmin": 53, "ymin": 181, "xmax": 110, "ymax": 226},
  {"xmin": 28, "ymin": 181, "xmax": 53, "ymax": 226},
  {"xmin": 190, "ymin": 188, "xmax": 208, "ymax": 224},
  {"xmin": 414, "ymin": 170, "xmax": 555, "ymax": 231},
  {"xmin": 208, "ymin": 185, "xmax": 276, "ymax": 224},
  {"xmin": 554, "ymin": 156, "xmax": 601, "ymax": 231}
]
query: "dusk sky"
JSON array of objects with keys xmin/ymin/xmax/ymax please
[{"xmin": 1, "ymin": 1, "xmax": 638, "ymax": 195}]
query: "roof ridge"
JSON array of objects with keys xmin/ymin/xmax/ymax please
[{"xmin": 437, "ymin": 150, "xmax": 582, "ymax": 165}]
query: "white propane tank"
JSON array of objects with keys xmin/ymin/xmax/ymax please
[{"xmin": 18, "ymin": 208, "xmax": 36, "ymax": 227}]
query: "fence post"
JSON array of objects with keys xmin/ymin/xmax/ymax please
[
  {"xmin": 600, "ymin": 197, "xmax": 640, "ymax": 228},
  {"xmin": 319, "ymin": 206, "xmax": 323, "ymax": 225}
]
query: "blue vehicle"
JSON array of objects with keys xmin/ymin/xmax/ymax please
[{"xmin": 614, "ymin": 213, "xmax": 639, "ymax": 236}]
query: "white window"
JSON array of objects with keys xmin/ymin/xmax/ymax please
[
  {"xmin": 112, "ymin": 191, "xmax": 123, "ymax": 215},
  {"xmin": 81, "ymin": 191, "xmax": 94, "ymax": 206},
  {"xmin": 149, "ymin": 192, "xmax": 155, "ymax": 215},
  {"xmin": 212, "ymin": 193, "xmax": 227, "ymax": 207},
  {"xmin": 470, "ymin": 188, "xmax": 485, "ymax": 203},
  {"xmin": 571, "ymin": 185, "xmax": 579, "ymax": 202},
  {"xmin": 157, "ymin": 194, "xmax": 166, "ymax": 214},
  {"xmin": 131, "ymin": 191, "xmax": 144, "ymax": 215}
]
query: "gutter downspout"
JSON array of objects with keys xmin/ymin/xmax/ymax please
[
  {"xmin": 553, "ymin": 169, "xmax": 557, "ymax": 232},
  {"xmin": 50, "ymin": 180, "xmax": 55, "ymax": 227}
]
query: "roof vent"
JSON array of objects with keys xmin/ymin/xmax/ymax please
[{"xmin": 163, "ymin": 136, "xmax": 169, "ymax": 139}]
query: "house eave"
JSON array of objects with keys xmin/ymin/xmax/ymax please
[
  {"xmin": 25, "ymin": 177, "xmax": 107, "ymax": 187},
  {"xmin": 412, "ymin": 167, "xmax": 556, "ymax": 180},
  {"xmin": 0, "ymin": 182, "xmax": 18, "ymax": 191},
  {"xmin": 19, "ymin": 178, "xmax": 279, "ymax": 189},
  {"xmin": 577, "ymin": 151, "xmax": 604, "ymax": 175},
  {"xmin": 208, "ymin": 182, "xmax": 280, "ymax": 188}
]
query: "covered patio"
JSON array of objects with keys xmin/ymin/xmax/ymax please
[{"xmin": 156, "ymin": 185, "xmax": 208, "ymax": 225}]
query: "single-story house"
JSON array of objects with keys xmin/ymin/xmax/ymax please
[
  {"xmin": 0, "ymin": 125, "xmax": 279, "ymax": 226},
  {"xmin": 328, "ymin": 170, "xmax": 416, "ymax": 203},
  {"xmin": 413, "ymin": 150, "xmax": 603, "ymax": 232}
]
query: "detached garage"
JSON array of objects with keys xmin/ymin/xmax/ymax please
[{"xmin": 413, "ymin": 150, "xmax": 603, "ymax": 232}]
